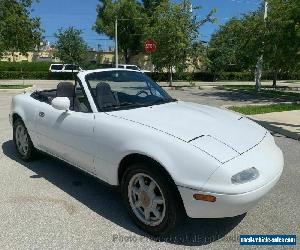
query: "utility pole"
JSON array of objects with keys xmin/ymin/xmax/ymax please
[
  {"xmin": 115, "ymin": 18, "xmax": 118, "ymax": 68},
  {"xmin": 255, "ymin": 1, "xmax": 268, "ymax": 91}
]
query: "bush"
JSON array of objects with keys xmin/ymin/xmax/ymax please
[
  {"xmin": 1, "ymin": 67, "xmax": 299, "ymax": 81},
  {"xmin": 217, "ymin": 72, "xmax": 254, "ymax": 81},
  {"xmin": 0, "ymin": 71, "xmax": 76, "ymax": 80},
  {"xmin": 0, "ymin": 71, "xmax": 48, "ymax": 79},
  {"xmin": 145, "ymin": 72, "xmax": 215, "ymax": 82},
  {"xmin": 48, "ymin": 72, "xmax": 75, "ymax": 80},
  {"xmin": 0, "ymin": 61, "xmax": 52, "ymax": 72}
]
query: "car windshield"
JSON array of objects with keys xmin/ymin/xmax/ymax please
[{"xmin": 85, "ymin": 70, "xmax": 175, "ymax": 111}]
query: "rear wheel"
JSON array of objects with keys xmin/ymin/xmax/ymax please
[
  {"xmin": 121, "ymin": 162, "xmax": 184, "ymax": 235},
  {"xmin": 13, "ymin": 118, "xmax": 36, "ymax": 161}
]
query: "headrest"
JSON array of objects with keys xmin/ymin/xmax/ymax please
[
  {"xmin": 57, "ymin": 82, "xmax": 75, "ymax": 97},
  {"xmin": 96, "ymin": 82, "xmax": 113, "ymax": 95}
]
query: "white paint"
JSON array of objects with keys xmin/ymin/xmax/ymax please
[{"xmin": 10, "ymin": 69, "xmax": 284, "ymax": 220}]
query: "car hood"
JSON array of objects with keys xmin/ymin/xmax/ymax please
[{"xmin": 110, "ymin": 101, "xmax": 267, "ymax": 162}]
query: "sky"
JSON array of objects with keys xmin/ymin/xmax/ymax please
[{"xmin": 32, "ymin": 0, "xmax": 262, "ymax": 51}]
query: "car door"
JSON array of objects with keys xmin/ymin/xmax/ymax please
[{"xmin": 35, "ymin": 84, "xmax": 96, "ymax": 175}]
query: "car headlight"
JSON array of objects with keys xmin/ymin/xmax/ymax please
[{"xmin": 231, "ymin": 167, "xmax": 259, "ymax": 184}]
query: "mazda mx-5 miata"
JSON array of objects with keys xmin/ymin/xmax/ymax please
[{"xmin": 10, "ymin": 69, "xmax": 284, "ymax": 235}]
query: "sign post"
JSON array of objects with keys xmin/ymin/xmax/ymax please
[{"xmin": 144, "ymin": 39, "xmax": 157, "ymax": 72}]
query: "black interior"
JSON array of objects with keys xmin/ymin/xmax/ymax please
[
  {"xmin": 31, "ymin": 81, "xmax": 163, "ymax": 112},
  {"xmin": 31, "ymin": 82, "xmax": 89, "ymax": 112}
]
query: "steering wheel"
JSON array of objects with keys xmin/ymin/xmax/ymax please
[{"xmin": 136, "ymin": 90, "xmax": 149, "ymax": 97}]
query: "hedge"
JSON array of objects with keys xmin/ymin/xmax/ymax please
[
  {"xmin": 0, "ymin": 71, "xmax": 77, "ymax": 80},
  {"xmin": 146, "ymin": 71, "xmax": 300, "ymax": 82},
  {"xmin": 0, "ymin": 61, "xmax": 52, "ymax": 72},
  {"xmin": 0, "ymin": 71, "xmax": 48, "ymax": 79},
  {"xmin": 0, "ymin": 69, "xmax": 300, "ymax": 81}
]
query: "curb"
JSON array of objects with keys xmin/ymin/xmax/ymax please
[
  {"xmin": 222, "ymin": 105, "xmax": 300, "ymax": 141},
  {"xmin": 249, "ymin": 119, "xmax": 300, "ymax": 141}
]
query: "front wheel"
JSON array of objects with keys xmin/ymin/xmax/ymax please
[
  {"xmin": 121, "ymin": 163, "xmax": 184, "ymax": 235},
  {"xmin": 13, "ymin": 118, "xmax": 36, "ymax": 161}
]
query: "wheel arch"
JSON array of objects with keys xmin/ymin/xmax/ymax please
[
  {"xmin": 118, "ymin": 153, "xmax": 172, "ymax": 185},
  {"xmin": 12, "ymin": 112, "xmax": 24, "ymax": 125},
  {"xmin": 118, "ymin": 152, "xmax": 187, "ymax": 215}
]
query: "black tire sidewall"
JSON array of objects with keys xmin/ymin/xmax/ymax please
[
  {"xmin": 121, "ymin": 162, "xmax": 183, "ymax": 235},
  {"xmin": 13, "ymin": 119, "xmax": 35, "ymax": 161}
]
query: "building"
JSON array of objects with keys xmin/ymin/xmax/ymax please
[{"xmin": 0, "ymin": 41, "xmax": 60, "ymax": 62}]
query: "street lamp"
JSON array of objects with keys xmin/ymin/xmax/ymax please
[{"xmin": 255, "ymin": 1, "xmax": 268, "ymax": 91}]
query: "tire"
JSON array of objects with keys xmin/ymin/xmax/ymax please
[
  {"xmin": 121, "ymin": 162, "xmax": 185, "ymax": 235},
  {"xmin": 13, "ymin": 118, "xmax": 36, "ymax": 161}
]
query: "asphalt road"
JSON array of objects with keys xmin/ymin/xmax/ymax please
[{"xmin": 0, "ymin": 84, "xmax": 299, "ymax": 250}]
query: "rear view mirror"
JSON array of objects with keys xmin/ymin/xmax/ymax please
[{"xmin": 51, "ymin": 97, "xmax": 70, "ymax": 111}]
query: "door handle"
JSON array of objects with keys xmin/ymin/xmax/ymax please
[{"xmin": 39, "ymin": 111, "xmax": 45, "ymax": 118}]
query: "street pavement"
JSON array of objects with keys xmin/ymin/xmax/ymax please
[{"xmin": 0, "ymin": 83, "xmax": 299, "ymax": 250}]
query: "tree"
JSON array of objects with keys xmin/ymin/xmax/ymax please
[
  {"xmin": 142, "ymin": 0, "xmax": 167, "ymax": 14},
  {"xmin": 0, "ymin": 0, "xmax": 43, "ymax": 60},
  {"xmin": 208, "ymin": 0, "xmax": 300, "ymax": 86},
  {"xmin": 208, "ymin": 18, "xmax": 246, "ymax": 79},
  {"xmin": 54, "ymin": 27, "xmax": 88, "ymax": 65},
  {"xmin": 147, "ymin": 1, "xmax": 215, "ymax": 85},
  {"xmin": 94, "ymin": 0, "xmax": 147, "ymax": 64},
  {"xmin": 262, "ymin": 0, "xmax": 300, "ymax": 86}
]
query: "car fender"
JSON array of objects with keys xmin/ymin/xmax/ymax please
[
  {"xmin": 93, "ymin": 113, "xmax": 221, "ymax": 189},
  {"xmin": 11, "ymin": 93, "xmax": 39, "ymax": 145}
]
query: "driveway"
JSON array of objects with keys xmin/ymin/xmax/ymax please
[{"xmin": 0, "ymin": 84, "xmax": 299, "ymax": 249}]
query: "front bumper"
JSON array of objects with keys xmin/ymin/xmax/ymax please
[
  {"xmin": 177, "ymin": 132, "xmax": 283, "ymax": 218},
  {"xmin": 178, "ymin": 170, "xmax": 281, "ymax": 218}
]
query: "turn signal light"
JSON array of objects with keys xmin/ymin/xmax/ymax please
[{"xmin": 193, "ymin": 194, "xmax": 216, "ymax": 202}]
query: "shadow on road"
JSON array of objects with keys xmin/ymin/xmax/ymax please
[
  {"xmin": 189, "ymin": 88, "xmax": 297, "ymax": 104},
  {"xmin": 2, "ymin": 140, "xmax": 245, "ymax": 246}
]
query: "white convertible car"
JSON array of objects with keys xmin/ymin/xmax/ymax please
[{"xmin": 10, "ymin": 69, "xmax": 284, "ymax": 234}]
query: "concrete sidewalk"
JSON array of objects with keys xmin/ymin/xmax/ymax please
[{"xmin": 249, "ymin": 110, "xmax": 300, "ymax": 140}]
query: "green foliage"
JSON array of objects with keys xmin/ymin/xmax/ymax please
[
  {"xmin": 228, "ymin": 103, "xmax": 300, "ymax": 115},
  {"xmin": 0, "ymin": 71, "xmax": 48, "ymax": 79},
  {"xmin": 262, "ymin": 0, "xmax": 300, "ymax": 75},
  {"xmin": 54, "ymin": 27, "xmax": 88, "ymax": 65},
  {"xmin": 0, "ymin": 61, "xmax": 51, "ymax": 71},
  {"xmin": 0, "ymin": 71, "xmax": 76, "ymax": 80},
  {"xmin": 48, "ymin": 72, "xmax": 75, "ymax": 80},
  {"xmin": 147, "ymin": 71, "xmax": 300, "ymax": 82},
  {"xmin": 147, "ymin": 1, "xmax": 215, "ymax": 85},
  {"xmin": 208, "ymin": 0, "xmax": 300, "ymax": 85},
  {"xmin": 94, "ymin": 0, "xmax": 147, "ymax": 63},
  {"xmin": 0, "ymin": 0, "xmax": 43, "ymax": 58},
  {"xmin": 208, "ymin": 17, "xmax": 253, "ymax": 73}
]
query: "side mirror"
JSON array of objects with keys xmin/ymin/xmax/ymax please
[{"xmin": 51, "ymin": 97, "xmax": 70, "ymax": 111}]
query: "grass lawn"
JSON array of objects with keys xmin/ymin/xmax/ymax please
[
  {"xmin": 228, "ymin": 103, "xmax": 300, "ymax": 115},
  {"xmin": 222, "ymin": 85, "xmax": 300, "ymax": 101},
  {"xmin": 0, "ymin": 84, "xmax": 32, "ymax": 89}
]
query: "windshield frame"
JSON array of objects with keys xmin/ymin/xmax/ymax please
[{"xmin": 84, "ymin": 69, "xmax": 176, "ymax": 112}]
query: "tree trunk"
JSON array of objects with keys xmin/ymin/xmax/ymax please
[
  {"xmin": 168, "ymin": 67, "xmax": 173, "ymax": 87},
  {"xmin": 272, "ymin": 70, "xmax": 278, "ymax": 88},
  {"xmin": 213, "ymin": 71, "xmax": 217, "ymax": 82},
  {"xmin": 124, "ymin": 49, "xmax": 130, "ymax": 64}
]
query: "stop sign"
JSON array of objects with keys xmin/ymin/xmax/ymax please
[{"xmin": 144, "ymin": 39, "xmax": 157, "ymax": 53}]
